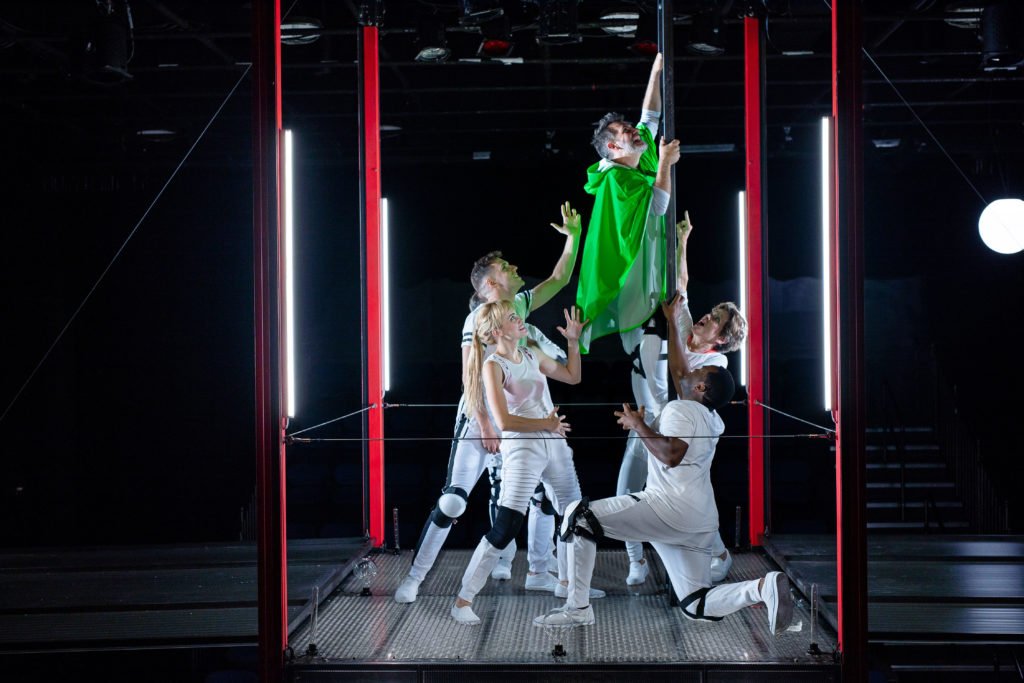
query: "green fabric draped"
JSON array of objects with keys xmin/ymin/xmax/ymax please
[{"xmin": 575, "ymin": 123, "xmax": 666, "ymax": 353}]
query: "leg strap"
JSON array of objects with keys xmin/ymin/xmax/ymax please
[
  {"xmin": 680, "ymin": 587, "xmax": 725, "ymax": 622},
  {"xmin": 559, "ymin": 498, "xmax": 605, "ymax": 544}
]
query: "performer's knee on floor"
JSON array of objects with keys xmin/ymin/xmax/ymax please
[
  {"xmin": 679, "ymin": 587, "xmax": 724, "ymax": 623},
  {"xmin": 559, "ymin": 497, "xmax": 604, "ymax": 543},
  {"xmin": 485, "ymin": 506, "xmax": 525, "ymax": 549}
]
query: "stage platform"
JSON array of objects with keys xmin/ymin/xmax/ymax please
[
  {"xmin": 0, "ymin": 537, "xmax": 371, "ymax": 654},
  {"xmin": 762, "ymin": 534, "xmax": 1024, "ymax": 645},
  {"xmin": 285, "ymin": 547, "xmax": 840, "ymax": 681}
]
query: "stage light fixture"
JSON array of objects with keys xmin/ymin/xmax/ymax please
[
  {"xmin": 820, "ymin": 117, "xmax": 833, "ymax": 413},
  {"xmin": 460, "ymin": 0, "xmax": 503, "ymax": 26},
  {"xmin": 686, "ymin": 12, "xmax": 724, "ymax": 56},
  {"xmin": 628, "ymin": 11, "xmax": 659, "ymax": 57},
  {"xmin": 82, "ymin": 0, "xmax": 133, "ymax": 84},
  {"xmin": 536, "ymin": 0, "xmax": 582, "ymax": 46},
  {"xmin": 382, "ymin": 197, "xmax": 392, "ymax": 393},
  {"xmin": 478, "ymin": 15, "xmax": 513, "ymax": 58},
  {"xmin": 599, "ymin": 11, "xmax": 638, "ymax": 37},
  {"xmin": 281, "ymin": 17, "xmax": 322, "ymax": 45},
  {"xmin": 978, "ymin": 198, "xmax": 1024, "ymax": 254},
  {"xmin": 981, "ymin": 1, "xmax": 1024, "ymax": 70},
  {"xmin": 737, "ymin": 190, "xmax": 748, "ymax": 387},
  {"xmin": 284, "ymin": 130, "xmax": 297, "ymax": 417},
  {"xmin": 415, "ymin": 16, "xmax": 450, "ymax": 62}
]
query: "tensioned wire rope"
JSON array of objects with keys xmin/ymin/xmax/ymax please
[
  {"xmin": 0, "ymin": 63, "xmax": 253, "ymax": 425},
  {"xmin": 285, "ymin": 398, "xmax": 835, "ymax": 442},
  {"xmin": 0, "ymin": 0, "xmax": 305, "ymax": 426}
]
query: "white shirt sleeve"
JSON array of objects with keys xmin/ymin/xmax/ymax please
[
  {"xmin": 639, "ymin": 109, "xmax": 661, "ymax": 132},
  {"xmin": 651, "ymin": 186, "xmax": 670, "ymax": 216}
]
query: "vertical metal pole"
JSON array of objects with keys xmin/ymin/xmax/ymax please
[
  {"xmin": 743, "ymin": 16, "xmax": 766, "ymax": 546},
  {"xmin": 362, "ymin": 24, "xmax": 386, "ymax": 546},
  {"xmin": 356, "ymin": 25, "xmax": 370, "ymax": 541},
  {"xmin": 658, "ymin": 1, "xmax": 677, "ymax": 294},
  {"xmin": 832, "ymin": 1, "xmax": 869, "ymax": 678},
  {"xmin": 252, "ymin": 0, "xmax": 286, "ymax": 679}
]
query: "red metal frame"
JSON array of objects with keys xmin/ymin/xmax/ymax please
[
  {"xmin": 743, "ymin": 16, "xmax": 765, "ymax": 546},
  {"xmin": 252, "ymin": 0, "xmax": 286, "ymax": 679},
  {"xmin": 363, "ymin": 26, "xmax": 386, "ymax": 546},
  {"xmin": 832, "ymin": 1, "xmax": 869, "ymax": 678}
]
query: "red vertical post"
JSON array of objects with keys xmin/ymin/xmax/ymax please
[
  {"xmin": 743, "ymin": 16, "xmax": 766, "ymax": 546},
  {"xmin": 832, "ymin": 1, "xmax": 869, "ymax": 678},
  {"xmin": 252, "ymin": 0, "xmax": 286, "ymax": 679},
  {"xmin": 362, "ymin": 26, "xmax": 385, "ymax": 546}
]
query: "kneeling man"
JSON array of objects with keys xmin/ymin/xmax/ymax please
[{"xmin": 534, "ymin": 301, "xmax": 792, "ymax": 633}]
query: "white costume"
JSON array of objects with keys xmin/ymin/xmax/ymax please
[
  {"xmin": 456, "ymin": 347, "xmax": 582, "ymax": 606},
  {"xmin": 555, "ymin": 399, "xmax": 791, "ymax": 631},
  {"xmin": 617, "ymin": 290, "xmax": 728, "ymax": 571},
  {"xmin": 400, "ymin": 290, "xmax": 558, "ymax": 598}
]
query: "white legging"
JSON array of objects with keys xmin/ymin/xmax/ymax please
[
  {"xmin": 408, "ymin": 414, "xmax": 553, "ymax": 582},
  {"xmin": 458, "ymin": 432, "xmax": 581, "ymax": 604},
  {"xmin": 618, "ymin": 328, "xmax": 726, "ymax": 563},
  {"xmin": 566, "ymin": 494, "xmax": 761, "ymax": 618}
]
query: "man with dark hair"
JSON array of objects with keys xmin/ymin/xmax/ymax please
[
  {"xmin": 618, "ymin": 214, "xmax": 747, "ymax": 586},
  {"xmin": 533, "ymin": 305, "xmax": 792, "ymax": 633},
  {"xmin": 577, "ymin": 53, "xmax": 680, "ymax": 355}
]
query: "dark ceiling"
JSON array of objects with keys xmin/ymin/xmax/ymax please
[{"xmin": 2, "ymin": 0, "xmax": 1023, "ymax": 175}]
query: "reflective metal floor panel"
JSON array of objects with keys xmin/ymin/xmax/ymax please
[{"xmin": 289, "ymin": 548, "xmax": 838, "ymax": 666}]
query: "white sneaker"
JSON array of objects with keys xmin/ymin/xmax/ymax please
[
  {"xmin": 554, "ymin": 582, "xmax": 605, "ymax": 599},
  {"xmin": 394, "ymin": 576, "xmax": 420, "ymax": 603},
  {"xmin": 525, "ymin": 571, "xmax": 559, "ymax": 592},
  {"xmin": 533, "ymin": 605, "xmax": 594, "ymax": 627},
  {"xmin": 710, "ymin": 549, "xmax": 733, "ymax": 583},
  {"xmin": 491, "ymin": 558, "xmax": 512, "ymax": 580},
  {"xmin": 626, "ymin": 559, "xmax": 649, "ymax": 586},
  {"xmin": 450, "ymin": 603, "xmax": 481, "ymax": 625},
  {"xmin": 760, "ymin": 572, "xmax": 794, "ymax": 635}
]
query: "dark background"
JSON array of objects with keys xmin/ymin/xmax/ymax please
[{"xmin": 1, "ymin": 1, "xmax": 1022, "ymax": 552}]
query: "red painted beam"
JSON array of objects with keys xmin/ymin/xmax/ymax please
[
  {"xmin": 743, "ymin": 16, "xmax": 765, "ymax": 546},
  {"xmin": 252, "ymin": 0, "xmax": 286, "ymax": 679},
  {"xmin": 363, "ymin": 26, "xmax": 385, "ymax": 546},
  {"xmin": 832, "ymin": 1, "xmax": 869, "ymax": 678}
]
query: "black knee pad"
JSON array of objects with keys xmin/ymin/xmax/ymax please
[
  {"xmin": 428, "ymin": 505, "xmax": 454, "ymax": 529},
  {"xmin": 559, "ymin": 497, "xmax": 604, "ymax": 543},
  {"xmin": 485, "ymin": 505, "xmax": 525, "ymax": 550},
  {"xmin": 530, "ymin": 485, "xmax": 557, "ymax": 516},
  {"xmin": 680, "ymin": 586, "xmax": 724, "ymax": 622}
]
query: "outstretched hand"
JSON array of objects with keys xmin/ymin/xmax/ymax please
[
  {"xmin": 660, "ymin": 291, "xmax": 686, "ymax": 323},
  {"xmin": 614, "ymin": 403, "xmax": 646, "ymax": 432},
  {"xmin": 551, "ymin": 201, "xmax": 581, "ymax": 236},
  {"xmin": 650, "ymin": 52, "xmax": 663, "ymax": 76},
  {"xmin": 546, "ymin": 407, "xmax": 571, "ymax": 438},
  {"xmin": 676, "ymin": 210, "xmax": 692, "ymax": 244},
  {"xmin": 555, "ymin": 306, "xmax": 588, "ymax": 343},
  {"xmin": 659, "ymin": 137, "xmax": 681, "ymax": 166}
]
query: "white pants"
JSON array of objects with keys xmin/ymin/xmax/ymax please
[
  {"xmin": 618, "ymin": 329, "xmax": 726, "ymax": 563},
  {"xmin": 458, "ymin": 432, "xmax": 582, "ymax": 603},
  {"xmin": 566, "ymin": 494, "xmax": 761, "ymax": 619},
  {"xmin": 409, "ymin": 414, "xmax": 552, "ymax": 582}
]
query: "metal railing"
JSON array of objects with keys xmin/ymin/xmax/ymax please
[{"xmin": 933, "ymin": 368, "xmax": 1007, "ymax": 534}]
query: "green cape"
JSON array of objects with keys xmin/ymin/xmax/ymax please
[{"xmin": 575, "ymin": 123, "xmax": 666, "ymax": 353}]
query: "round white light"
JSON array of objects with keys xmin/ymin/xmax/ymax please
[{"xmin": 978, "ymin": 198, "xmax": 1024, "ymax": 254}]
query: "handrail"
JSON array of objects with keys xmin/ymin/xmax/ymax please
[{"xmin": 932, "ymin": 361, "xmax": 1006, "ymax": 533}]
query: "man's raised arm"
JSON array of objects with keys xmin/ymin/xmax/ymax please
[
  {"xmin": 530, "ymin": 202, "xmax": 582, "ymax": 311},
  {"xmin": 642, "ymin": 53, "xmax": 663, "ymax": 114}
]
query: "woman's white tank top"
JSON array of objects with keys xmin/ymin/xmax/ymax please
[{"xmin": 485, "ymin": 347, "xmax": 554, "ymax": 419}]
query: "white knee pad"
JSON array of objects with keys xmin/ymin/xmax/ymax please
[{"xmin": 438, "ymin": 493, "xmax": 467, "ymax": 518}]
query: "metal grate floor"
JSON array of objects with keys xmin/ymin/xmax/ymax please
[{"xmin": 288, "ymin": 547, "xmax": 838, "ymax": 666}]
